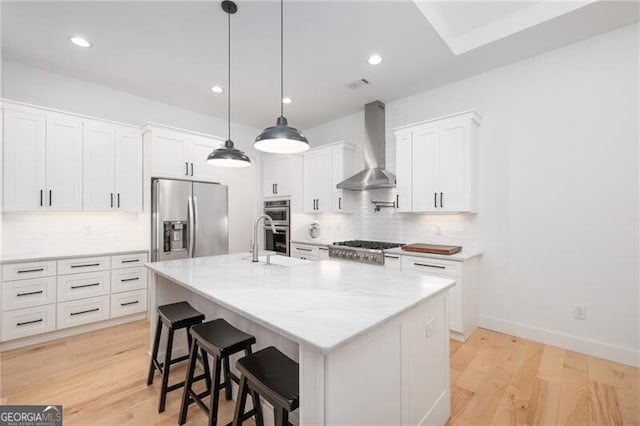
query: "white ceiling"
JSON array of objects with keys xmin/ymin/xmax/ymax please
[{"xmin": 2, "ymin": 1, "xmax": 638, "ymax": 130}]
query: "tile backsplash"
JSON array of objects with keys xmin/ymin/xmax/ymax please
[{"xmin": 292, "ymin": 188, "xmax": 479, "ymax": 250}]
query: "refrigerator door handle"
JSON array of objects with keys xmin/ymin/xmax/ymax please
[
  {"xmin": 192, "ymin": 196, "xmax": 198, "ymax": 257},
  {"xmin": 187, "ymin": 196, "xmax": 195, "ymax": 258}
]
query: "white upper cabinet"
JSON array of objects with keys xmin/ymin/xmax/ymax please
[
  {"xmin": 2, "ymin": 102, "xmax": 143, "ymax": 213},
  {"xmin": 46, "ymin": 113, "xmax": 83, "ymax": 211},
  {"xmin": 189, "ymin": 135, "xmax": 223, "ymax": 182},
  {"xmin": 3, "ymin": 108, "xmax": 47, "ymax": 212},
  {"xmin": 146, "ymin": 125, "xmax": 224, "ymax": 183},
  {"xmin": 262, "ymin": 155, "xmax": 296, "ymax": 198},
  {"xmin": 83, "ymin": 120, "xmax": 116, "ymax": 211},
  {"xmin": 114, "ymin": 127, "xmax": 143, "ymax": 212},
  {"xmin": 303, "ymin": 142, "xmax": 354, "ymax": 213},
  {"xmin": 394, "ymin": 111, "xmax": 480, "ymax": 213}
]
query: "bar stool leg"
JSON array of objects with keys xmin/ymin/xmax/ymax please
[
  {"xmin": 208, "ymin": 356, "xmax": 222, "ymax": 426},
  {"xmin": 201, "ymin": 347, "xmax": 212, "ymax": 394},
  {"xmin": 158, "ymin": 327, "xmax": 175, "ymax": 413},
  {"xmin": 231, "ymin": 376, "xmax": 249, "ymax": 426},
  {"xmin": 179, "ymin": 338, "xmax": 199, "ymax": 425},
  {"xmin": 274, "ymin": 407, "xmax": 288, "ymax": 426},
  {"xmin": 250, "ymin": 390, "xmax": 264, "ymax": 426},
  {"xmin": 147, "ymin": 318, "xmax": 162, "ymax": 386},
  {"xmin": 222, "ymin": 356, "xmax": 233, "ymax": 401}
]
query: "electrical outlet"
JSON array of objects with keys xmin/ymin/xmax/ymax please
[
  {"xmin": 435, "ymin": 224, "xmax": 443, "ymax": 236},
  {"xmin": 573, "ymin": 305, "xmax": 587, "ymax": 320},
  {"xmin": 425, "ymin": 320, "xmax": 435, "ymax": 338}
]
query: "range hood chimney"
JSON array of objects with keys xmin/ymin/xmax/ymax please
[{"xmin": 337, "ymin": 100, "xmax": 396, "ymax": 191}]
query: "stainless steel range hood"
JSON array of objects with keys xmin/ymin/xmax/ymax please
[{"xmin": 337, "ymin": 100, "xmax": 396, "ymax": 191}]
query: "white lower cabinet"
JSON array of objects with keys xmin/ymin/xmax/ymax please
[
  {"xmin": 111, "ymin": 289, "xmax": 147, "ymax": 318},
  {"xmin": 400, "ymin": 254, "xmax": 478, "ymax": 341},
  {"xmin": 1, "ymin": 304, "xmax": 56, "ymax": 341},
  {"xmin": 383, "ymin": 254, "xmax": 402, "ymax": 272},
  {"xmin": 57, "ymin": 295, "xmax": 110, "ymax": 330},
  {"xmin": 0, "ymin": 251, "xmax": 148, "ymax": 345},
  {"xmin": 290, "ymin": 243, "xmax": 329, "ymax": 260}
]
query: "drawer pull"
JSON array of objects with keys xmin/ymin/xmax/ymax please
[
  {"xmin": 17, "ymin": 290, "xmax": 44, "ymax": 297},
  {"xmin": 385, "ymin": 255, "xmax": 399, "ymax": 259},
  {"xmin": 121, "ymin": 277, "xmax": 140, "ymax": 282},
  {"xmin": 70, "ymin": 308, "xmax": 100, "ymax": 316},
  {"xmin": 70, "ymin": 263, "xmax": 101, "ymax": 269},
  {"xmin": 120, "ymin": 300, "xmax": 140, "ymax": 306},
  {"xmin": 296, "ymin": 248, "xmax": 312, "ymax": 252},
  {"xmin": 17, "ymin": 318, "xmax": 43, "ymax": 327},
  {"xmin": 71, "ymin": 282, "xmax": 100, "ymax": 290},
  {"xmin": 414, "ymin": 262, "xmax": 446, "ymax": 269},
  {"xmin": 318, "ymin": 247, "xmax": 329, "ymax": 251},
  {"xmin": 121, "ymin": 259, "xmax": 140, "ymax": 263},
  {"xmin": 17, "ymin": 268, "xmax": 45, "ymax": 274}
]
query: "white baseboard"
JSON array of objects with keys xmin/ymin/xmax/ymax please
[{"xmin": 479, "ymin": 315, "xmax": 640, "ymax": 368}]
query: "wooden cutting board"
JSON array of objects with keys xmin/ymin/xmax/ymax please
[{"xmin": 401, "ymin": 243, "xmax": 462, "ymax": 255}]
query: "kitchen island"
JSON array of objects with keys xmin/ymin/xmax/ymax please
[{"xmin": 146, "ymin": 253, "xmax": 455, "ymax": 426}]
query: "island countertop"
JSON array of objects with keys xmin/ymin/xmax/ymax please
[{"xmin": 146, "ymin": 253, "xmax": 455, "ymax": 352}]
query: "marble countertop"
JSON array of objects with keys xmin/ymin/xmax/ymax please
[
  {"xmin": 146, "ymin": 253, "xmax": 455, "ymax": 352},
  {"xmin": 383, "ymin": 247, "xmax": 482, "ymax": 261},
  {"xmin": 1, "ymin": 248, "xmax": 149, "ymax": 265}
]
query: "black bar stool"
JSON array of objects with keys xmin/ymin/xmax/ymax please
[
  {"xmin": 179, "ymin": 319, "xmax": 262, "ymax": 426},
  {"xmin": 232, "ymin": 346, "xmax": 299, "ymax": 426},
  {"xmin": 147, "ymin": 301, "xmax": 210, "ymax": 413}
]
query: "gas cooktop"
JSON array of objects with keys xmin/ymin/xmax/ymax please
[{"xmin": 329, "ymin": 240, "xmax": 405, "ymax": 265}]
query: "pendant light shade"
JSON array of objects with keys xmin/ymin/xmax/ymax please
[
  {"xmin": 254, "ymin": 116, "xmax": 309, "ymax": 154},
  {"xmin": 207, "ymin": 0, "xmax": 252, "ymax": 168},
  {"xmin": 254, "ymin": 0, "xmax": 309, "ymax": 154}
]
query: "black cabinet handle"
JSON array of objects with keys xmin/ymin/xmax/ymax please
[
  {"xmin": 121, "ymin": 259, "xmax": 140, "ymax": 264},
  {"xmin": 384, "ymin": 255, "xmax": 400, "ymax": 259},
  {"xmin": 117, "ymin": 193, "xmax": 121, "ymax": 208},
  {"xmin": 110, "ymin": 193, "xmax": 114, "ymax": 208},
  {"xmin": 70, "ymin": 308, "xmax": 100, "ymax": 316},
  {"xmin": 121, "ymin": 277, "xmax": 140, "ymax": 282},
  {"xmin": 296, "ymin": 247, "xmax": 312, "ymax": 252},
  {"xmin": 40, "ymin": 190, "xmax": 43, "ymax": 207},
  {"xmin": 17, "ymin": 318, "xmax": 43, "ymax": 327},
  {"xmin": 49, "ymin": 190, "xmax": 52, "ymax": 206},
  {"xmin": 434, "ymin": 192, "xmax": 437, "ymax": 208},
  {"xmin": 338, "ymin": 197, "xmax": 342, "ymax": 210},
  {"xmin": 272, "ymin": 184, "xmax": 275, "ymax": 194},
  {"xmin": 440, "ymin": 192, "xmax": 443, "ymax": 208},
  {"xmin": 17, "ymin": 290, "xmax": 44, "ymax": 297},
  {"xmin": 70, "ymin": 282, "xmax": 100, "ymax": 289},
  {"xmin": 70, "ymin": 263, "xmax": 100, "ymax": 269},
  {"xmin": 17, "ymin": 268, "xmax": 44, "ymax": 274},
  {"xmin": 413, "ymin": 262, "xmax": 446, "ymax": 269},
  {"xmin": 190, "ymin": 163, "xmax": 194, "ymax": 176},
  {"xmin": 396, "ymin": 194, "xmax": 399, "ymax": 209},
  {"xmin": 185, "ymin": 162, "xmax": 189, "ymax": 176},
  {"xmin": 318, "ymin": 247, "xmax": 329, "ymax": 251},
  {"xmin": 120, "ymin": 300, "xmax": 139, "ymax": 306}
]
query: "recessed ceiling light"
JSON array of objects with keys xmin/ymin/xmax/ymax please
[
  {"xmin": 211, "ymin": 85, "xmax": 223, "ymax": 94},
  {"xmin": 282, "ymin": 97, "xmax": 293, "ymax": 104},
  {"xmin": 69, "ymin": 35, "xmax": 92, "ymax": 48},
  {"xmin": 368, "ymin": 54, "xmax": 382, "ymax": 65}
]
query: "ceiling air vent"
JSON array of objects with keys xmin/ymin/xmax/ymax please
[{"xmin": 347, "ymin": 78, "xmax": 370, "ymax": 90}]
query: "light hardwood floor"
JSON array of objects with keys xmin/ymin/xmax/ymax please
[{"xmin": 0, "ymin": 320, "xmax": 637, "ymax": 425}]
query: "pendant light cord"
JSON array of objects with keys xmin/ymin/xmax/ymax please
[
  {"xmin": 227, "ymin": 10, "xmax": 232, "ymax": 143},
  {"xmin": 280, "ymin": 0, "xmax": 284, "ymax": 118}
]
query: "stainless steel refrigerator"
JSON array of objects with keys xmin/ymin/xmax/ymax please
[{"xmin": 151, "ymin": 178, "xmax": 229, "ymax": 262}]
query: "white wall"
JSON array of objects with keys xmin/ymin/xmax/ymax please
[
  {"xmin": 1, "ymin": 61, "xmax": 262, "ymax": 257},
  {"xmin": 301, "ymin": 24, "xmax": 640, "ymax": 365}
]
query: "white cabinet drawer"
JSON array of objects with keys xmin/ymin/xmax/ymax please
[
  {"xmin": 111, "ymin": 252, "xmax": 148, "ymax": 269},
  {"xmin": 111, "ymin": 267, "xmax": 147, "ymax": 293},
  {"xmin": 291, "ymin": 244, "xmax": 329, "ymax": 260},
  {"xmin": 383, "ymin": 254, "xmax": 402, "ymax": 272},
  {"xmin": 1, "ymin": 304, "xmax": 56, "ymax": 341},
  {"xmin": 57, "ymin": 271, "xmax": 110, "ymax": 302},
  {"xmin": 57, "ymin": 256, "xmax": 110, "ymax": 275},
  {"xmin": 111, "ymin": 289, "xmax": 147, "ymax": 318},
  {"xmin": 2, "ymin": 276, "xmax": 56, "ymax": 311},
  {"xmin": 317, "ymin": 246, "xmax": 330, "ymax": 259},
  {"xmin": 2, "ymin": 260, "xmax": 57, "ymax": 282},
  {"xmin": 401, "ymin": 255, "xmax": 462, "ymax": 276},
  {"xmin": 57, "ymin": 295, "xmax": 110, "ymax": 329}
]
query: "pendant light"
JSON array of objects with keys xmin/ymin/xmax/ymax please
[
  {"xmin": 254, "ymin": 0, "xmax": 309, "ymax": 154},
  {"xmin": 207, "ymin": 1, "xmax": 252, "ymax": 168}
]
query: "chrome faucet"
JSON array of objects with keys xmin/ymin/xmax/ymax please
[{"xmin": 252, "ymin": 215, "xmax": 277, "ymax": 262}]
